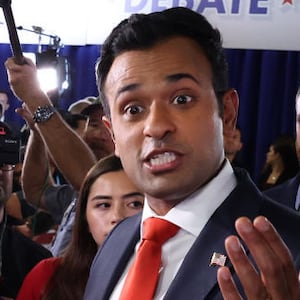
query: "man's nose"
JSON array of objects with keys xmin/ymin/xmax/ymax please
[{"xmin": 143, "ymin": 102, "xmax": 175, "ymax": 139}]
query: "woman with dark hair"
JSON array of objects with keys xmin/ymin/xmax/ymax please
[
  {"xmin": 17, "ymin": 154, "xmax": 144, "ymax": 299},
  {"xmin": 258, "ymin": 135, "xmax": 299, "ymax": 190}
]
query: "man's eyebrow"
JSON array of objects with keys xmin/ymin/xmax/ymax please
[
  {"xmin": 115, "ymin": 73, "xmax": 199, "ymax": 100},
  {"xmin": 116, "ymin": 83, "xmax": 140, "ymax": 99},
  {"xmin": 166, "ymin": 73, "xmax": 199, "ymax": 84}
]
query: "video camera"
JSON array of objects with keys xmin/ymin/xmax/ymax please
[{"xmin": 0, "ymin": 123, "xmax": 21, "ymax": 166}]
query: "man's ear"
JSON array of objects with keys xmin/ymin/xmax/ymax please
[
  {"xmin": 222, "ymin": 88, "xmax": 239, "ymax": 137},
  {"xmin": 102, "ymin": 115, "xmax": 119, "ymax": 156}
]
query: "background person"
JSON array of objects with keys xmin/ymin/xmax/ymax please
[
  {"xmin": 224, "ymin": 126, "xmax": 244, "ymax": 168},
  {"xmin": 0, "ymin": 121, "xmax": 52, "ymax": 299},
  {"xmin": 258, "ymin": 135, "xmax": 299, "ymax": 190},
  {"xmin": 69, "ymin": 96, "xmax": 115, "ymax": 160},
  {"xmin": 16, "ymin": 155, "xmax": 144, "ymax": 300},
  {"xmin": 0, "ymin": 89, "xmax": 22, "ymax": 137},
  {"xmin": 264, "ymin": 87, "xmax": 300, "ymax": 211},
  {"xmin": 0, "ymin": 90, "xmax": 9, "ymax": 122}
]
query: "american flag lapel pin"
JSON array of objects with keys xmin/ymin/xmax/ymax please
[{"xmin": 209, "ymin": 252, "xmax": 227, "ymax": 267}]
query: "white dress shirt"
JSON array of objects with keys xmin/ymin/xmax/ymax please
[{"xmin": 110, "ymin": 159, "xmax": 237, "ymax": 300}]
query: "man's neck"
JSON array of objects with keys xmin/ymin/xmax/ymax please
[{"xmin": 146, "ymin": 159, "xmax": 228, "ymax": 216}]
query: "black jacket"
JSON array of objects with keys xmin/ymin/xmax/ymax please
[{"xmin": 0, "ymin": 213, "xmax": 52, "ymax": 298}]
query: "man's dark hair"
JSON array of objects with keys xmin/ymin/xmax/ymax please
[{"xmin": 96, "ymin": 7, "xmax": 228, "ymax": 117}]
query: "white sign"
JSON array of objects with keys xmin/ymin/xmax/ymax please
[{"xmin": 0, "ymin": 0, "xmax": 299, "ymax": 50}]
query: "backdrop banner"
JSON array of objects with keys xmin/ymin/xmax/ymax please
[{"xmin": 0, "ymin": 0, "xmax": 299, "ymax": 50}]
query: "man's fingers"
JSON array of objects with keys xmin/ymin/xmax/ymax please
[
  {"xmin": 220, "ymin": 217, "xmax": 300, "ymax": 300},
  {"xmin": 5, "ymin": 56, "xmax": 35, "ymax": 68},
  {"xmin": 224, "ymin": 235, "xmax": 268, "ymax": 298},
  {"xmin": 252, "ymin": 216, "xmax": 300, "ymax": 299},
  {"xmin": 5, "ymin": 56, "xmax": 42, "ymax": 101},
  {"xmin": 217, "ymin": 266, "xmax": 242, "ymax": 300},
  {"xmin": 234, "ymin": 216, "xmax": 300, "ymax": 299}
]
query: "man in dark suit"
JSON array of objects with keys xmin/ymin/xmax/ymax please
[
  {"xmin": 82, "ymin": 7, "xmax": 300, "ymax": 300},
  {"xmin": 264, "ymin": 173, "xmax": 300, "ymax": 210},
  {"xmin": 264, "ymin": 87, "xmax": 300, "ymax": 211}
]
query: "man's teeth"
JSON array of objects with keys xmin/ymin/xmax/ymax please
[{"xmin": 150, "ymin": 152, "xmax": 176, "ymax": 166}]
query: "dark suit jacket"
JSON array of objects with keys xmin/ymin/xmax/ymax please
[
  {"xmin": 264, "ymin": 172, "xmax": 300, "ymax": 210},
  {"xmin": 84, "ymin": 168, "xmax": 300, "ymax": 300},
  {"xmin": 1, "ymin": 218, "xmax": 52, "ymax": 298}
]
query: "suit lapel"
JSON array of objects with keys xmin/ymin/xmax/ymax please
[
  {"xmin": 88, "ymin": 213, "xmax": 141, "ymax": 300},
  {"xmin": 165, "ymin": 169, "xmax": 262, "ymax": 299}
]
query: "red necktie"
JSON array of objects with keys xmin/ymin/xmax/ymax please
[{"xmin": 120, "ymin": 217, "xmax": 180, "ymax": 300}]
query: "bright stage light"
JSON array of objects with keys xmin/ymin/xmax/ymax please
[
  {"xmin": 24, "ymin": 50, "xmax": 71, "ymax": 95},
  {"xmin": 37, "ymin": 67, "xmax": 57, "ymax": 93}
]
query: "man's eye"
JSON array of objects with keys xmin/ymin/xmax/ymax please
[
  {"xmin": 173, "ymin": 95, "xmax": 192, "ymax": 105},
  {"xmin": 125, "ymin": 105, "xmax": 143, "ymax": 115}
]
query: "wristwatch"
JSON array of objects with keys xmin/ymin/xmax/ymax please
[{"xmin": 33, "ymin": 105, "xmax": 56, "ymax": 123}]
